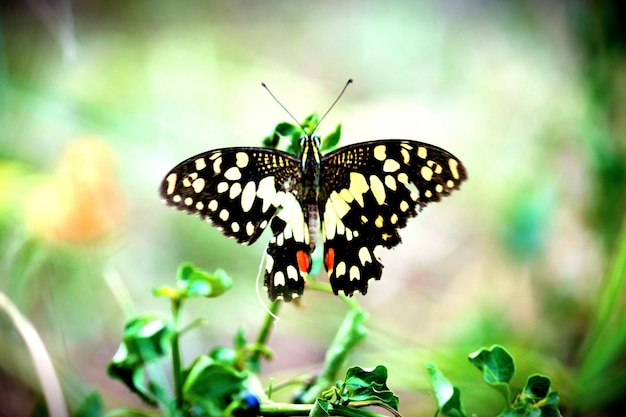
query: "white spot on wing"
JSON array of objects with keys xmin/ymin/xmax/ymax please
[
  {"xmin": 349, "ymin": 265, "xmax": 360, "ymax": 281},
  {"xmin": 192, "ymin": 178, "xmax": 205, "ymax": 193},
  {"xmin": 358, "ymin": 247, "xmax": 372, "ymax": 265},
  {"xmin": 236, "ymin": 152, "xmax": 250, "ymax": 168},
  {"xmin": 240, "ymin": 181, "xmax": 257, "ymax": 212},
  {"xmin": 224, "ymin": 166, "xmax": 242, "ymax": 181},
  {"xmin": 383, "ymin": 159, "xmax": 400, "ymax": 172}
]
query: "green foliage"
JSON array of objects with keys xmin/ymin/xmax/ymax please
[
  {"xmin": 574, "ymin": 221, "xmax": 626, "ymax": 411},
  {"xmin": 107, "ymin": 263, "xmax": 398, "ymax": 417},
  {"xmin": 107, "ymin": 315, "xmax": 174, "ymax": 405},
  {"xmin": 468, "ymin": 344, "xmax": 515, "ymax": 400},
  {"xmin": 261, "ymin": 114, "xmax": 343, "ymax": 156},
  {"xmin": 427, "ymin": 345, "xmax": 563, "ymax": 417},
  {"xmin": 153, "ymin": 262, "xmax": 232, "ymax": 301},
  {"xmin": 425, "ymin": 362, "xmax": 465, "ymax": 417}
]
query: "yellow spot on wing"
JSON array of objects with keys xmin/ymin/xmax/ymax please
[
  {"xmin": 195, "ymin": 158, "xmax": 206, "ymax": 170},
  {"xmin": 329, "ymin": 191, "xmax": 351, "ymax": 218},
  {"xmin": 375, "ymin": 215, "xmax": 384, "ymax": 228},
  {"xmin": 165, "ymin": 173, "xmax": 177, "ymax": 195},
  {"xmin": 373, "ymin": 145, "xmax": 387, "ymax": 161},
  {"xmin": 348, "ymin": 172, "xmax": 369, "ymax": 207},
  {"xmin": 417, "ymin": 146, "xmax": 428, "ymax": 158},
  {"xmin": 401, "ymin": 148, "xmax": 410, "ymax": 164},
  {"xmin": 339, "ymin": 188, "xmax": 355, "ymax": 203},
  {"xmin": 369, "ymin": 175, "xmax": 386, "ymax": 205},
  {"xmin": 421, "ymin": 166, "xmax": 433, "ymax": 181},
  {"xmin": 384, "ymin": 175, "xmax": 397, "ymax": 191},
  {"xmin": 449, "ymin": 158, "xmax": 460, "ymax": 180}
]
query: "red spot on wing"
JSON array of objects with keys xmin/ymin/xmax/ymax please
[
  {"xmin": 324, "ymin": 247, "xmax": 335, "ymax": 271},
  {"xmin": 296, "ymin": 250, "xmax": 311, "ymax": 273}
]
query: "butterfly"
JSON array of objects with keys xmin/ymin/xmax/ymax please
[{"xmin": 160, "ymin": 115, "xmax": 467, "ymax": 302}]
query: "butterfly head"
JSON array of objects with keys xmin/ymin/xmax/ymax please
[{"xmin": 299, "ymin": 135, "xmax": 322, "ymax": 172}]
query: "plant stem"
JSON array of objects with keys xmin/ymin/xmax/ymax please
[
  {"xmin": 249, "ymin": 300, "xmax": 281, "ymax": 369},
  {"xmin": 171, "ymin": 299, "xmax": 184, "ymax": 410}
]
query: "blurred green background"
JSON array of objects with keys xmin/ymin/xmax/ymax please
[{"xmin": 1, "ymin": 0, "xmax": 625, "ymax": 416}]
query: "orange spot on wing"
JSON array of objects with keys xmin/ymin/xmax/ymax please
[
  {"xmin": 296, "ymin": 250, "xmax": 311, "ymax": 273},
  {"xmin": 324, "ymin": 248, "xmax": 335, "ymax": 271}
]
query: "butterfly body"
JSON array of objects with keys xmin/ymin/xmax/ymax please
[{"xmin": 161, "ymin": 133, "xmax": 467, "ymax": 301}]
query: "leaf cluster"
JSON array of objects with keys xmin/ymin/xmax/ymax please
[{"xmin": 427, "ymin": 345, "xmax": 562, "ymax": 417}]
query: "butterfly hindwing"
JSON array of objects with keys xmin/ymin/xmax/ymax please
[
  {"xmin": 264, "ymin": 192, "xmax": 312, "ymax": 301},
  {"xmin": 320, "ymin": 140, "xmax": 467, "ymax": 296},
  {"xmin": 160, "ymin": 147, "xmax": 300, "ymax": 245}
]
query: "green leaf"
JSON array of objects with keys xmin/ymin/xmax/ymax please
[
  {"xmin": 274, "ymin": 121, "xmax": 299, "ymax": 137},
  {"xmin": 301, "ymin": 113, "xmax": 320, "ymax": 135},
  {"xmin": 154, "ymin": 263, "xmax": 232, "ymax": 301},
  {"xmin": 234, "ymin": 326, "xmax": 247, "ymax": 350},
  {"xmin": 468, "ymin": 344, "xmax": 515, "ymax": 401},
  {"xmin": 178, "ymin": 263, "xmax": 232, "ymax": 298},
  {"xmin": 107, "ymin": 315, "xmax": 174, "ymax": 405},
  {"xmin": 309, "ymin": 398, "xmax": 330, "ymax": 417},
  {"xmin": 514, "ymin": 375, "xmax": 563, "ymax": 417},
  {"xmin": 261, "ymin": 132, "xmax": 281, "ymax": 148},
  {"xmin": 73, "ymin": 391, "xmax": 104, "ymax": 417},
  {"xmin": 183, "ymin": 355, "xmax": 249, "ymax": 416},
  {"xmin": 296, "ymin": 308, "xmax": 368, "ymax": 403},
  {"xmin": 320, "ymin": 123, "xmax": 342, "ymax": 152},
  {"xmin": 340, "ymin": 365, "xmax": 399, "ymax": 411},
  {"xmin": 522, "ymin": 374, "xmax": 551, "ymax": 401},
  {"xmin": 425, "ymin": 362, "xmax": 466, "ymax": 417},
  {"xmin": 209, "ymin": 346, "xmax": 238, "ymax": 365}
]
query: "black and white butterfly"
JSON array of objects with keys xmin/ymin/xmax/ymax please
[{"xmin": 160, "ymin": 124, "xmax": 467, "ymax": 301}]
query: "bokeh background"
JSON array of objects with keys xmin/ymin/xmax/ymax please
[{"xmin": 1, "ymin": 0, "xmax": 625, "ymax": 416}]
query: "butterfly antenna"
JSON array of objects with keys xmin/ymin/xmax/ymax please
[
  {"xmin": 312, "ymin": 78, "xmax": 353, "ymax": 134},
  {"xmin": 262, "ymin": 82, "xmax": 306, "ymax": 132}
]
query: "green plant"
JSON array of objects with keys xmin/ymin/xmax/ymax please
[
  {"xmin": 427, "ymin": 345, "xmax": 562, "ymax": 417},
  {"xmin": 106, "ymin": 262, "xmax": 398, "ymax": 417}
]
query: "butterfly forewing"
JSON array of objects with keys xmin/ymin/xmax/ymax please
[
  {"xmin": 160, "ymin": 147, "xmax": 301, "ymax": 245},
  {"xmin": 319, "ymin": 140, "xmax": 467, "ymax": 296}
]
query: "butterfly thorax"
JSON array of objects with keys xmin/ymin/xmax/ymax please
[{"xmin": 296, "ymin": 135, "xmax": 322, "ymax": 249}]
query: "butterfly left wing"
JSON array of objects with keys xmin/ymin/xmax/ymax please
[
  {"xmin": 319, "ymin": 140, "xmax": 467, "ymax": 296},
  {"xmin": 160, "ymin": 146, "xmax": 311, "ymax": 301},
  {"xmin": 160, "ymin": 147, "xmax": 300, "ymax": 245}
]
